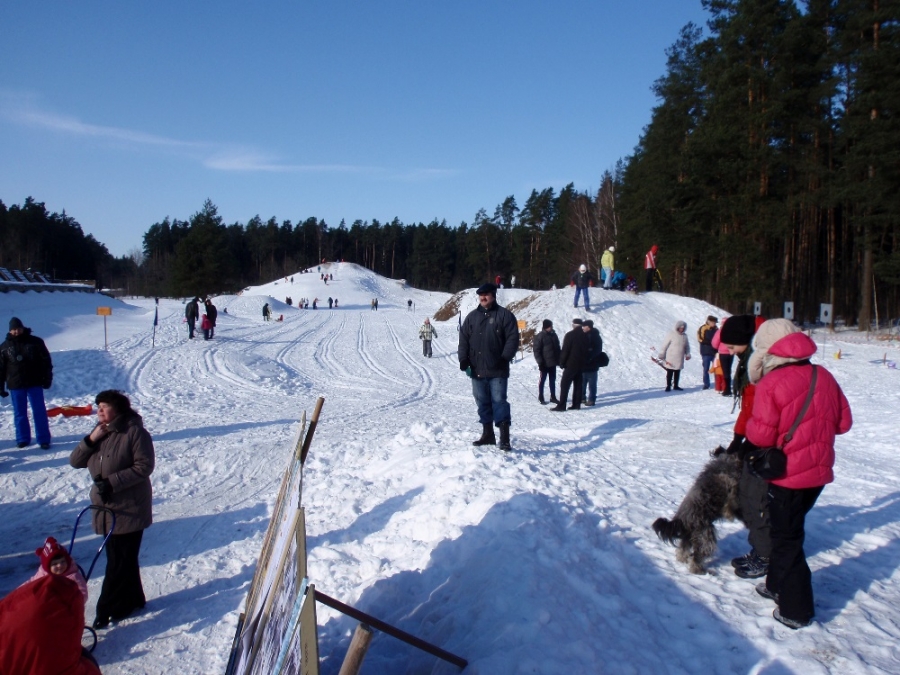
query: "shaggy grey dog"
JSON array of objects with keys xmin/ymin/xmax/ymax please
[{"xmin": 652, "ymin": 449, "xmax": 745, "ymax": 574}]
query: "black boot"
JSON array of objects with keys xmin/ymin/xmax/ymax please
[
  {"xmin": 472, "ymin": 422, "xmax": 496, "ymax": 446},
  {"xmin": 498, "ymin": 422, "xmax": 511, "ymax": 451},
  {"xmin": 538, "ymin": 394, "xmax": 546, "ymax": 404}
]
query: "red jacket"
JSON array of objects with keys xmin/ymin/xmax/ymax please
[
  {"xmin": 0, "ymin": 575, "xmax": 102, "ymax": 675},
  {"xmin": 644, "ymin": 246, "xmax": 658, "ymax": 270},
  {"xmin": 746, "ymin": 333, "xmax": 852, "ymax": 489}
]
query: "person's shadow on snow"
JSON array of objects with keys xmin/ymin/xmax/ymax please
[{"xmin": 312, "ymin": 492, "xmax": 773, "ymax": 675}]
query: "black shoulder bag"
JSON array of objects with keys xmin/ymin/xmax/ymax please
[{"xmin": 748, "ymin": 365, "xmax": 818, "ymax": 481}]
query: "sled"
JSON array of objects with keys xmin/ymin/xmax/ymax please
[
  {"xmin": 68, "ymin": 505, "xmax": 116, "ymax": 653},
  {"xmin": 47, "ymin": 405, "xmax": 94, "ymax": 417},
  {"xmin": 651, "ymin": 355, "xmax": 668, "ymax": 370}
]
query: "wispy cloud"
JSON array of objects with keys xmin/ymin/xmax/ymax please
[{"xmin": 0, "ymin": 90, "xmax": 416, "ymax": 176}]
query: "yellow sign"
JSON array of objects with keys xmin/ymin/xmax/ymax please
[
  {"xmin": 517, "ymin": 320, "xmax": 527, "ymax": 330},
  {"xmin": 96, "ymin": 307, "xmax": 112, "ymax": 316}
]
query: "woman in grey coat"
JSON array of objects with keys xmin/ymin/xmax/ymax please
[
  {"xmin": 70, "ymin": 390, "xmax": 154, "ymax": 629},
  {"xmin": 658, "ymin": 320, "xmax": 691, "ymax": 391}
]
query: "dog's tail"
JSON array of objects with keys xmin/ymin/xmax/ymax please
[{"xmin": 652, "ymin": 517, "xmax": 686, "ymax": 545}]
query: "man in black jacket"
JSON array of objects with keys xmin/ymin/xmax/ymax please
[
  {"xmin": 552, "ymin": 318, "xmax": 589, "ymax": 411},
  {"xmin": 185, "ymin": 298, "xmax": 200, "ymax": 339},
  {"xmin": 581, "ymin": 319, "xmax": 603, "ymax": 406},
  {"xmin": 458, "ymin": 283, "xmax": 520, "ymax": 451},
  {"xmin": 0, "ymin": 317, "xmax": 53, "ymax": 449},
  {"xmin": 532, "ymin": 319, "xmax": 560, "ymax": 405},
  {"xmin": 698, "ymin": 315, "xmax": 718, "ymax": 390}
]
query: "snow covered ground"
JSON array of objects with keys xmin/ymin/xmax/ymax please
[{"xmin": 1, "ymin": 262, "xmax": 899, "ymax": 674}]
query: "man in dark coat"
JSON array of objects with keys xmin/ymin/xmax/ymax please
[
  {"xmin": 0, "ymin": 317, "xmax": 53, "ymax": 448},
  {"xmin": 204, "ymin": 299, "xmax": 218, "ymax": 339},
  {"xmin": 552, "ymin": 318, "xmax": 589, "ymax": 411},
  {"xmin": 581, "ymin": 319, "xmax": 603, "ymax": 406},
  {"xmin": 458, "ymin": 283, "xmax": 520, "ymax": 451},
  {"xmin": 532, "ymin": 319, "xmax": 561, "ymax": 405},
  {"xmin": 185, "ymin": 298, "xmax": 200, "ymax": 339}
]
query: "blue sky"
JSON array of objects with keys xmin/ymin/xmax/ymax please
[{"xmin": 1, "ymin": 1, "xmax": 709, "ymax": 257}]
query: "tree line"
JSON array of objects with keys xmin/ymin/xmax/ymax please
[{"xmin": 4, "ymin": 1, "xmax": 897, "ymax": 327}]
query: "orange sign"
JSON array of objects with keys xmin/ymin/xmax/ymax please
[
  {"xmin": 517, "ymin": 320, "xmax": 527, "ymax": 330},
  {"xmin": 96, "ymin": 307, "xmax": 112, "ymax": 316}
]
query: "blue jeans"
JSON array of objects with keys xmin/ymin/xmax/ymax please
[
  {"xmin": 582, "ymin": 370, "xmax": 598, "ymax": 403},
  {"xmin": 471, "ymin": 377, "xmax": 511, "ymax": 425},
  {"xmin": 574, "ymin": 286, "xmax": 590, "ymax": 308},
  {"xmin": 10, "ymin": 386, "xmax": 51, "ymax": 446},
  {"xmin": 602, "ymin": 268, "xmax": 613, "ymax": 289},
  {"xmin": 702, "ymin": 354, "xmax": 714, "ymax": 388}
]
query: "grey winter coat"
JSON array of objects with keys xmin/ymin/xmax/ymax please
[
  {"xmin": 532, "ymin": 329, "xmax": 561, "ymax": 369},
  {"xmin": 658, "ymin": 326, "xmax": 691, "ymax": 370},
  {"xmin": 458, "ymin": 301, "xmax": 520, "ymax": 378},
  {"xmin": 69, "ymin": 412, "xmax": 155, "ymax": 536}
]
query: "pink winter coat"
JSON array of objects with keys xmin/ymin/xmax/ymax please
[
  {"xmin": 711, "ymin": 318, "xmax": 731, "ymax": 355},
  {"xmin": 746, "ymin": 332, "xmax": 852, "ymax": 489}
]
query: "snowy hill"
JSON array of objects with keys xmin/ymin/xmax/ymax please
[{"xmin": 1, "ymin": 269, "xmax": 899, "ymax": 674}]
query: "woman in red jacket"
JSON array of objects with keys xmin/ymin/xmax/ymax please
[{"xmin": 744, "ymin": 319, "xmax": 852, "ymax": 629}]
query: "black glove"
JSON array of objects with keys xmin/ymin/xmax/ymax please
[
  {"xmin": 459, "ymin": 358, "xmax": 471, "ymax": 372},
  {"xmin": 726, "ymin": 434, "xmax": 745, "ymax": 455},
  {"xmin": 737, "ymin": 439, "xmax": 758, "ymax": 462},
  {"xmin": 94, "ymin": 477, "xmax": 113, "ymax": 501},
  {"xmin": 0, "ymin": 390, "xmax": 8, "ymax": 398}
]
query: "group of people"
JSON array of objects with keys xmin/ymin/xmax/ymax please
[
  {"xmin": 533, "ymin": 318, "xmax": 604, "ymax": 409},
  {"xmin": 0, "ymin": 387, "xmax": 154, "ymax": 673},
  {"xmin": 184, "ymin": 297, "xmax": 218, "ymax": 339}
]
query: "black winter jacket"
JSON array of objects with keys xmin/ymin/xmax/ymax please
[
  {"xmin": 458, "ymin": 301, "xmax": 520, "ymax": 378},
  {"xmin": 559, "ymin": 328, "xmax": 589, "ymax": 372},
  {"xmin": 584, "ymin": 328, "xmax": 604, "ymax": 372},
  {"xmin": 0, "ymin": 329, "xmax": 53, "ymax": 390},
  {"xmin": 571, "ymin": 271, "xmax": 594, "ymax": 288},
  {"xmin": 698, "ymin": 324, "xmax": 718, "ymax": 357},
  {"xmin": 532, "ymin": 329, "xmax": 561, "ymax": 369}
]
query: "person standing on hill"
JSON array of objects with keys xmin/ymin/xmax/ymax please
[
  {"xmin": 571, "ymin": 265, "xmax": 594, "ymax": 310},
  {"xmin": 532, "ymin": 319, "xmax": 561, "ymax": 405},
  {"xmin": 581, "ymin": 319, "xmax": 603, "ymax": 406},
  {"xmin": 645, "ymin": 245, "xmax": 659, "ymax": 292},
  {"xmin": 600, "ymin": 247, "xmax": 615, "ymax": 289},
  {"xmin": 657, "ymin": 320, "xmax": 690, "ymax": 391},
  {"xmin": 712, "ymin": 317, "xmax": 736, "ymax": 396},
  {"xmin": 262, "ymin": 303, "xmax": 271, "ymax": 321},
  {"xmin": 204, "ymin": 299, "xmax": 218, "ymax": 339},
  {"xmin": 458, "ymin": 283, "xmax": 519, "ymax": 451},
  {"xmin": 185, "ymin": 297, "xmax": 200, "ymax": 339},
  {"xmin": 698, "ymin": 315, "xmax": 718, "ymax": 390},
  {"xmin": 419, "ymin": 318, "xmax": 437, "ymax": 358},
  {"xmin": 552, "ymin": 318, "xmax": 589, "ymax": 411},
  {"xmin": 0, "ymin": 317, "xmax": 53, "ymax": 449}
]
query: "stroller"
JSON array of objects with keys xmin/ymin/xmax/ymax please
[{"xmin": 69, "ymin": 505, "xmax": 116, "ymax": 653}]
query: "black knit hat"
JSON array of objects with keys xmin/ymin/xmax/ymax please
[
  {"xmin": 542, "ymin": 319, "xmax": 553, "ymax": 330},
  {"xmin": 475, "ymin": 283, "xmax": 497, "ymax": 296},
  {"xmin": 572, "ymin": 318, "xmax": 583, "ymax": 326},
  {"xmin": 8, "ymin": 317, "xmax": 24, "ymax": 331},
  {"xmin": 719, "ymin": 315, "xmax": 756, "ymax": 346}
]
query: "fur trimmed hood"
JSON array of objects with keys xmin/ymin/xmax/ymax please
[{"xmin": 748, "ymin": 319, "xmax": 807, "ymax": 383}]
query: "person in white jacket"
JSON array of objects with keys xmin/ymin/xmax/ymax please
[{"xmin": 658, "ymin": 320, "xmax": 691, "ymax": 391}]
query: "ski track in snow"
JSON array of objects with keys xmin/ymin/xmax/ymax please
[{"xmin": 2, "ymin": 263, "xmax": 900, "ymax": 674}]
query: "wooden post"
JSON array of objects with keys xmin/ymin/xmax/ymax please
[
  {"xmin": 300, "ymin": 397, "xmax": 325, "ymax": 465},
  {"xmin": 338, "ymin": 624, "xmax": 373, "ymax": 675}
]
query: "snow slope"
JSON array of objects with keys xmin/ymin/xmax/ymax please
[{"xmin": 1, "ymin": 262, "xmax": 899, "ymax": 674}]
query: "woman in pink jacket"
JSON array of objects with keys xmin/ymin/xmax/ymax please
[
  {"xmin": 711, "ymin": 317, "xmax": 736, "ymax": 396},
  {"xmin": 744, "ymin": 319, "xmax": 852, "ymax": 629}
]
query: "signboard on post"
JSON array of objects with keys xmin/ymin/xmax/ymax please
[
  {"xmin": 753, "ymin": 302, "xmax": 762, "ymax": 316},
  {"xmin": 97, "ymin": 307, "xmax": 112, "ymax": 350},
  {"xmin": 820, "ymin": 303, "xmax": 833, "ymax": 324},
  {"xmin": 784, "ymin": 302, "xmax": 794, "ymax": 320}
]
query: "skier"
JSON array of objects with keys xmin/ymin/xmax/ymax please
[{"xmin": 419, "ymin": 318, "xmax": 438, "ymax": 357}]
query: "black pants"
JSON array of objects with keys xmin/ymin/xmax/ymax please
[
  {"xmin": 558, "ymin": 369, "xmax": 583, "ymax": 409},
  {"xmin": 539, "ymin": 366, "xmax": 557, "ymax": 399},
  {"xmin": 422, "ymin": 339, "xmax": 432, "ymax": 357},
  {"xmin": 665, "ymin": 368, "xmax": 681, "ymax": 389},
  {"xmin": 97, "ymin": 529, "xmax": 146, "ymax": 621},
  {"xmin": 765, "ymin": 484, "xmax": 823, "ymax": 622},
  {"xmin": 739, "ymin": 463, "xmax": 772, "ymax": 558},
  {"xmin": 645, "ymin": 268, "xmax": 655, "ymax": 292},
  {"xmin": 719, "ymin": 353, "xmax": 735, "ymax": 393}
]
